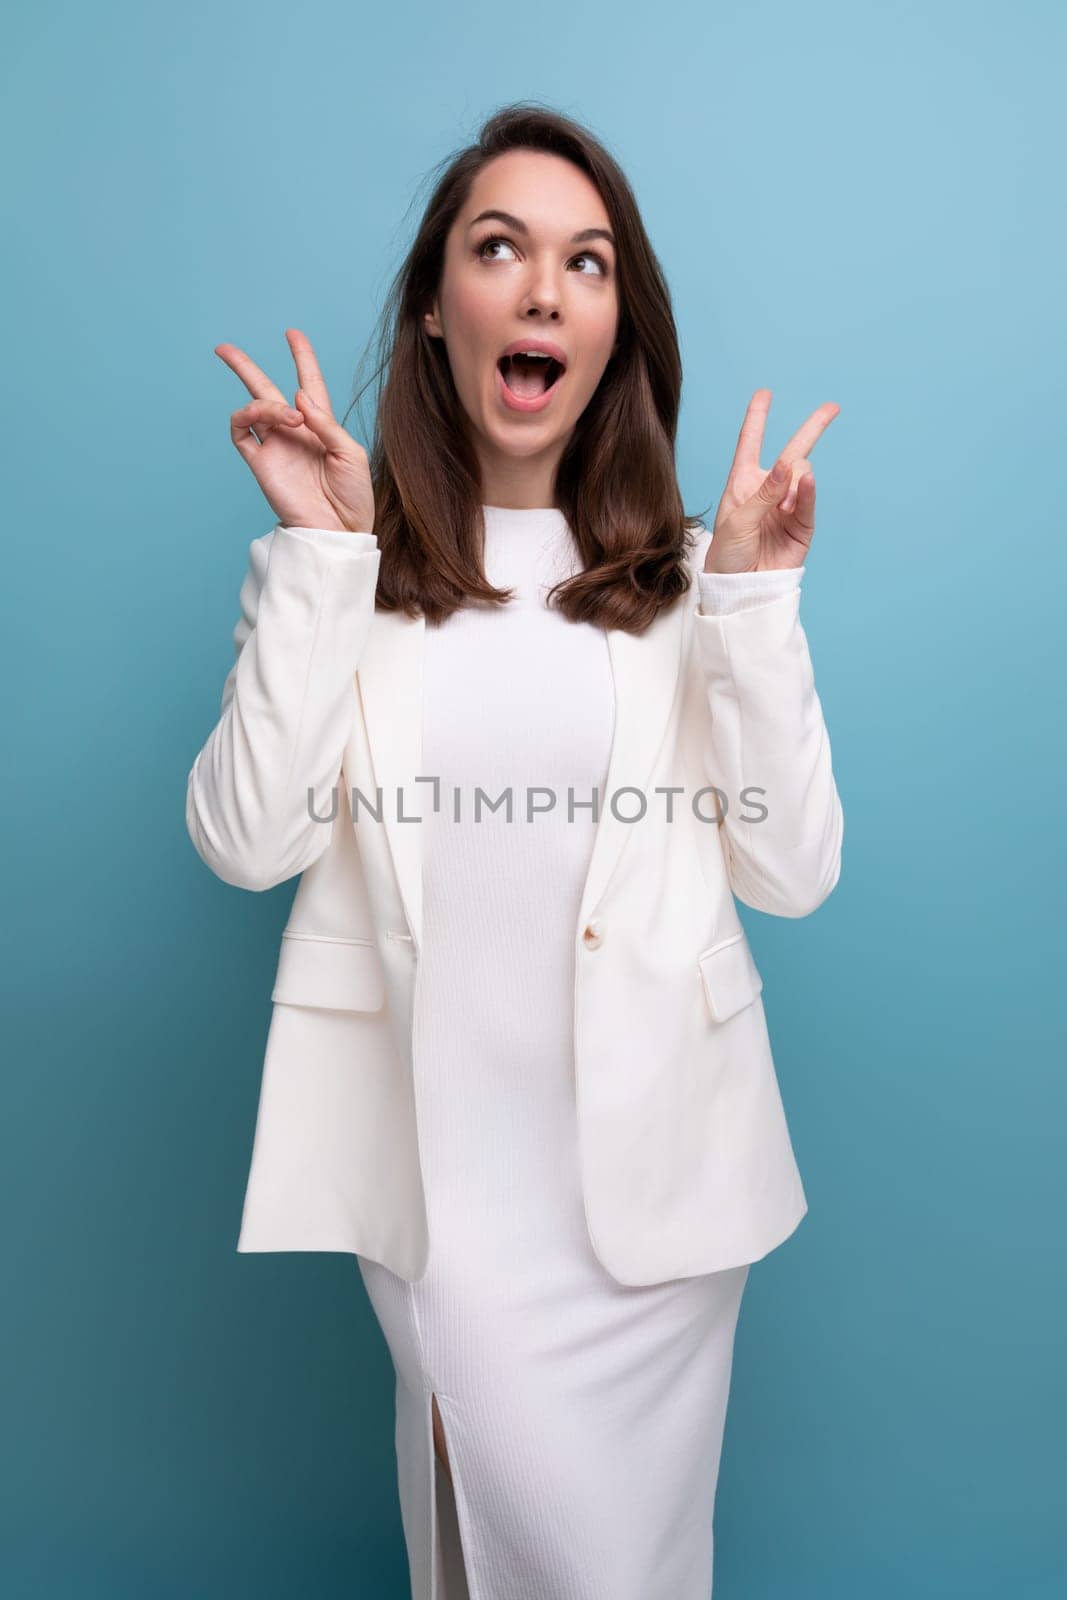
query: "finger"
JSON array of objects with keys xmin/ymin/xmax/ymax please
[
  {"xmin": 780, "ymin": 470, "xmax": 816, "ymax": 533},
  {"xmin": 294, "ymin": 388, "xmax": 364, "ymax": 459},
  {"xmin": 727, "ymin": 388, "xmax": 772, "ymax": 483},
  {"xmin": 216, "ymin": 343, "xmax": 290, "ymax": 405},
  {"xmin": 757, "ymin": 455, "xmax": 793, "ymax": 507},
  {"xmin": 286, "ymin": 328, "xmax": 335, "ymax": 417},
  {"xmin": 779, "ymin": 456, "xmax": 811, "ymax": 513},
  {"xmin": 778, "ymin": 403, "xmax": 840, "ymax": 464},
  {"xmin": 230, "ymin": 398, "xmax": 303, "ymax": 453}
]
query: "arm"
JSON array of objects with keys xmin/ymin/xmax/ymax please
[
  {"xmin": 185, "ymin": 524, "xmax": 379, "ymax": 892},
  {"xmin": 691, "ymin": 539, "xmax": 843, "ymax": 918}
]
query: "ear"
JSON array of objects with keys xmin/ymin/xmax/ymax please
[{"xmin": 423, "ymin": 303, "xmax": 443, "ymax": 340}]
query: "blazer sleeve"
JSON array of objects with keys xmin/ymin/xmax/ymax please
[
  {"xmin": 185, "ymin": 523, "xmax": 381, "ymax": 892},
  {"xmin": 697, "ymin": 564, "xmax": 803, "ymax": 614},
  {"xmin": 691, "ymin": 536, "xmax": 844, "ymax": 918}
]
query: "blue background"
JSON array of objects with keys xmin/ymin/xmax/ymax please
[{"xmin": 3, "ymin": 0, "xmax": 1064, "ymax": 1594}]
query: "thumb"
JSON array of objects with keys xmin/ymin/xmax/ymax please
[{"xmin": 295, "ymin": 389, "xmax": 355, "ymax": 455}]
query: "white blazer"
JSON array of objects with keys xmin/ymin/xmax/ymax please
[{"xmin": 186, "ymin": 521, "xmax": 843, "ymax": 1286}]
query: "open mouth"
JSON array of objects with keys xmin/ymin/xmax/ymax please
[{"xmin": 497, "ymin": 351, "xmax": 566, "ymax": 399}]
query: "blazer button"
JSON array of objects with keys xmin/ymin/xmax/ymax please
[{"xmin": 582, "ymin": 918, "xmax": 604, "ymax": 950}]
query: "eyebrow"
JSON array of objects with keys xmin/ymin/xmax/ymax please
[{"xmin": 467, "ymin": 208, "xmax": 615, "ymax": 250}]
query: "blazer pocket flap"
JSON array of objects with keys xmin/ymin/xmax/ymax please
[
  {"xmin": 698, "ymin": 935, "xmax": 764, "ymax": 1023},
  {"xmin": 271, "ymin": 932, "xmax": 385, "ymax": 1012}
]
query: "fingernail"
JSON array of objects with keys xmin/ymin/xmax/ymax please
[{"xmin": 772, "ymin": 460, "xmax": 788, "ymax": 483}]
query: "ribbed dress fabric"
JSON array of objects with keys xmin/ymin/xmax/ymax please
[{"xmin": 353, "ymin": 506, "xmax": 802, "ymax": 1600}]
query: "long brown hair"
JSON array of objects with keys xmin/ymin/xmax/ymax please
[{"xmin": 343, "ymin": 102, "xmax": 707, "ymax": 632}]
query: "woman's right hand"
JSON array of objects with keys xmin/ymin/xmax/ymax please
[{"xmin": 216, "ymin": 329, "xmax": 375, "ymax": 534}]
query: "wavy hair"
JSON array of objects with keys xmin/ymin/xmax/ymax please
[{"xmin": 343, "ymin": 101, "xmax": 706, "ymax": 632}]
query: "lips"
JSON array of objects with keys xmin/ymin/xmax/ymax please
[
  {"xmin": 498, "ymin": 337, "xmax": 569, "ymax": 369},
  {"xmin": 496, "ymin": 339, "xmax": 568, "ymax": 405}
]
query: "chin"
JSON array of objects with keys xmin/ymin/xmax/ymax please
[{"xmin": 483, "ymin": 418, "xmax": 567, "ymax": 459}]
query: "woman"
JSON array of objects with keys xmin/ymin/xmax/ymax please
[{"xmin": 192, "ymin": 103, "xmax": 842, "ymax": 1599}]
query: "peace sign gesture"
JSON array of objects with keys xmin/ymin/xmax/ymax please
[
  {"xmin": 215, "ymin": 329, "xmax": 375, "ymax": 534},
  {"xmin": 704, "ymin": 390, "xmax": 840, "ymax": 574}
]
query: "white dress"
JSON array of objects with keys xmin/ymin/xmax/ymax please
[{"xmin": 356, "ymin": 504, "xmax": 792, "ymax": 1600}]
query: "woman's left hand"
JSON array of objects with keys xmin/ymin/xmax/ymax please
[{"xmin": 704, "ymin": 390, "xmax": 840, "ymax": 574}]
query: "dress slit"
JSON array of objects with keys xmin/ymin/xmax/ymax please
[{"xmin": 429, "ymin": 1390, "xmax": 474, "ymax": 1600}]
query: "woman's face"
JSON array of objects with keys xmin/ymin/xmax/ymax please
[{"xmin": 423, "ymin": 148, "xmax": 620, "ymax": 506}]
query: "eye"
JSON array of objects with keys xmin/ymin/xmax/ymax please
[
  {"xmin": 476, "ymin": 235, "xmax": 519, "ymax": 263},
  {"xmin": 570, "ymin": 251, "xmax": 608, "ymax": 277},
  {"xmin": 475, "ymin": 235, "xmax": 609, "ymax": 276}
]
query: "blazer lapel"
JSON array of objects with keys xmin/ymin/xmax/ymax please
[
  {"xmin": 576, "ymin": 599, "xmax": 687, "ymax": 930},
  {"xmin": 353, "ymin": 607, "xmax": 426, "ymax": 953},
  {"xmin": 356, "ymin": 591, "xmax": 688, "ymax": 954}
]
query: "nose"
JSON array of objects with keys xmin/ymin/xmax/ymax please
[
  {"xmin": 521, "ymin": 296, "xmax": 561, "ymax": 321},
  {"xmin": 520, "ymin": 262, "xmax": 562, "ymax": 320}
]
